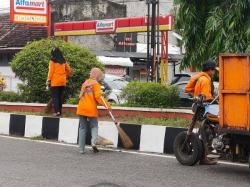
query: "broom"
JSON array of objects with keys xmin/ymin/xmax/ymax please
[
  {"xmin": 44, "ymin": 98, "xmax": 53, "ymax": 114},
  {"xmin": 44, "ymin": 82, "xmax": 53, "ymax": 114},
  {"xmin": 101, "ymin": 97, "xmax": 133, "ymax": 149}
]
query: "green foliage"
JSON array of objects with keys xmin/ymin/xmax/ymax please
[
  {"xmin": 66, "ymin": 97, "xmax": 79, "ymax": 105},
  {"xmin": 30, "ymin": 135, "xmax": 45, "ymax": 140},
  {"xmin": 11, "ymin": 38, "xmax": 103, "ymax": 103},
  {"xmin": 174, "ymin": 0, "xmax": 250, "ymax": 69},
  {"xmin": 120, "ymin": 116, "xmax": 190, "ymax": 127},
  {"xmin": 0, "ymin": 91, "xmax": 23, "ymax": 102},
  {"xmin": 121, "ymin": 81, "xmax": 179, "ymax": 108}
]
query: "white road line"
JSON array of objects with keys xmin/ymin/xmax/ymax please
[
  {"xmin": 0, "ymin": 135, "xmax": 248, "ymax": 168},
  {"xmin": 217, "ymin": 161, "xmax": 248, "ymax": 167}
]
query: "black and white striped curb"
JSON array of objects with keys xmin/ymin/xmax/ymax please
[{"xmin": 0, "ymin": 112, "xmax": 187, "ymax": 154}]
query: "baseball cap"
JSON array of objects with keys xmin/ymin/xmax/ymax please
[{"xmin": 202, "ymin": 59, "xmax": 216, "ymax": 72}]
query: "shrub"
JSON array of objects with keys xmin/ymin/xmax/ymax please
[
  {"xmin": 66, "ymin": 97, "xmax": 79, "ymax": 105},
  {"xmin": 11, "ymin": 38, "xmax": 104, "ymax": 103},
  {"xmin": 0, "ymin": 91, "xmax": 23, "ymax": 102},
  {"xmin": 121, "ymin": 81, "xmax": 179, "ymax": 108}
]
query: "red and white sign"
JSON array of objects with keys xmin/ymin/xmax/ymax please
[
  {"xmin": 10, "ymin": 0, "xmax": 48, "ymax": 25},
  {"xmin": 55, "ymin": 15, "xmax": 173, "ymax": 36},
  {"xmin": 96, "ymin": 20, "xmax": 116, "ymax": 33}
]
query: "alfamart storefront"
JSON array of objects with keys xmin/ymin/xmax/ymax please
[{"xmin": 54, "ymin": 15, "xmax": 174, "ymax": 82}]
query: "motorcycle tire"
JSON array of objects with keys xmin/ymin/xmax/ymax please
[
  {"xmin": 174, "ymin": 131, "xmax": 204, "ymax": 166},
  {"xmin": 248, "ymin": 155, "xmax": 250, "ymax": 169}
]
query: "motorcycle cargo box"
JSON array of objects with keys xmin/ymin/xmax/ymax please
[{"xmin": 219, "ymin": 54, "xmax": 250, "ymax": 132}]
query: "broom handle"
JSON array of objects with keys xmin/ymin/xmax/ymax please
[
  {"xmin": 108, "ymin": 110, "xmax": 116, "ymax": 123},
  {"xmin": 100, "ymin": 96, "xmax": 117, "ymax": 124}
]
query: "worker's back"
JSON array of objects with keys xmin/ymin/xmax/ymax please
[{"xmin": 185, "ymin": 72, "xmax": 212, "ymax": 101}]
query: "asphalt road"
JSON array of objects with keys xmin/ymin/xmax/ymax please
[{"xmin": 0, "ymin": 136, "xmax": 250, "ymax": 187}]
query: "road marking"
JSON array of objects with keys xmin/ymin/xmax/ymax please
[
  {"xmin": 217, "ymin": 161, "xmax": 248, "ymax": 167},
  {"xmin": 0, "ymin": 135, "xmax": 248, "ymax": 167}
]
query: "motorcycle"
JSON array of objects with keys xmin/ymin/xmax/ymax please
[{"xmin": 173, "ymin": 95, "xmax": 221, "ymax": 166}]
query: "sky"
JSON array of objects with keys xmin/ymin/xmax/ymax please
[{"xmin": 0, "ymin": 0, "xmax": 10, "ymax": 12}]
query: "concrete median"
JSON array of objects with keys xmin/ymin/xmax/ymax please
[{"xmin": 0, "ymin": 112, "xmax": 187, "ymax": 154}]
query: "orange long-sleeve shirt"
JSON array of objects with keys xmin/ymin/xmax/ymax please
[
  {"xmin": 47, "ymin": 60, "xmax": 72, "ymax": 87},
  {"xmin": 185, "ymin": 72, "xmax": 213, "ymax": 101},
  {"xmin": 76, "ymin": 79, "xmax": 110, "ymax": 117}
]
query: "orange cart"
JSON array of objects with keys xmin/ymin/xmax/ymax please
[{"xmin": 174, "ymin": 54, "xmax": 250, "ymax": 167}]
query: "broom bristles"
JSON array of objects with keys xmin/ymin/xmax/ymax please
[
  {"xmin": 44, "ymin": 98, "xmax": 53, "ymax": 114},
  {"xmin": 116, "ymin": 124, "xmax": 134, "ymax": 149},
  {"xmin": 100, "ymin": 96, "xmax": 133, "ymax": 149}
]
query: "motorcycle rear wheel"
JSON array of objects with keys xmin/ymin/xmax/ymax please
[{"xmin": 174, "ymin": 131, "xmax": 204, "ymax": 166}]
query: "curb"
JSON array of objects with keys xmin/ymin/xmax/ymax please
[
  {"xmin": 0, "ymin": 102, "xmax": 193, "ymax": 120},
  {"xmin": 0, "ymin": 112, "xmax": 187, "ymax": 154}
]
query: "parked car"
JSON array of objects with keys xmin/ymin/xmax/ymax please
[
  {"xmin": 171, "ymin": 73, "xmax": 219, "ymax": 107},
  {"xmin": 101, "ymin": 74, "xmax": 129, "ymax": 104}
]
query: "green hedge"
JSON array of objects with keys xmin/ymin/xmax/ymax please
[
  {"xmin": 11, "ymin": 38, "xmax": 103, "ymax": 103},
  {"xmin": 0, "ymin": 91, "xmax": 23, "ymax": 102},
  {"xmin": 66, "ymin": 97, "xmax": 79, "ymax": 105},
  {"xmin": 121, "ymin": 81, "xmax": 179, "ymax": 108}
]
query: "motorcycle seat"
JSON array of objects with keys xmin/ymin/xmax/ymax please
[{"xmin": 207, "ymin": 113, "xmax": 219, "ymax": 123}]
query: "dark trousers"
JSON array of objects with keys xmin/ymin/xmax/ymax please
[{"xmin": 51, "ymin": 86, "xmax": 65, "ymax": 114}]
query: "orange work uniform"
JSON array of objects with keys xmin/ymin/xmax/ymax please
[
  {"xmin": 47, "ymin": 60, "xmax": 72, "ymax": 87},
  {"xmin": 77, "ymin": 79, "xmax": 109, "ymax": 117},
  {"xmin": 185, "ymin": 72, "xmax": 213, "ymax": 101}
]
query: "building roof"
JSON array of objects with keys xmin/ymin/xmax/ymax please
[
  {"xmin": 95, "ymin": 50, "xmax": 183, "ymax": 62},
  {"xmin": 97, "ymin": 56, "xmax": 133, "ymax": 67},
  {"xmin": 0, "ymin": 14, "xmax": 47, "ymax": 52}
]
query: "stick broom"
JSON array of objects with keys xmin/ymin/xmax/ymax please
[
  {"xmin": 44, "ymin": 98, "xmax": 53, "ymax": 114},
  {"xmin": 101, "ymin": 97, "xmax": 133, "ymax": 149}
]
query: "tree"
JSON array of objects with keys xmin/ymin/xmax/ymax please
[
  {"xmin": 174, "ymin": 0, "xmax": 250, "ymax": 69},
  {"xmin": 11, "ymin": 38, "xmax": 104, "ymax": 103}
]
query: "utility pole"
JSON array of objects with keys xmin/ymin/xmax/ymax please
[
  {"xmin": 146, "ymin": 0, "xmax": 151, "ymax": 82},
  {"xmin": 146, "ymin": 0, "xmax": 159, "ymax": 82},
  {"xmin": 156, "ymin": 0, "xmax": 160, "ymax": 83},
  {"xmin": 150, "ymin": 0, "xmax": 157, "ymax": 82},
  {"xmin": 48, "ymin": 0, "xmax": 56, "ymax": 37},
  {"xmin": 47, "ymin": 1, "xmax": 51, "ymax": 37}
]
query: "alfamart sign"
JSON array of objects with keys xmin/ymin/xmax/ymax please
[
  {"xmin": 10, "ymin": 0, "xmax": 48, "ymax": 25},
  {"xmin": 96, "ymin": 20, "xmax": 115, "ymax": 33}
]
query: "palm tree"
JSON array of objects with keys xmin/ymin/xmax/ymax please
[{"xmin": 174, "ymin": 0, "xmax": 250, "ymax": 69}]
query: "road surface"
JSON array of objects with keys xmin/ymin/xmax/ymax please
[{"xmin": 0, "ymin": 136, "xmax": 249, "ymax": 187}]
